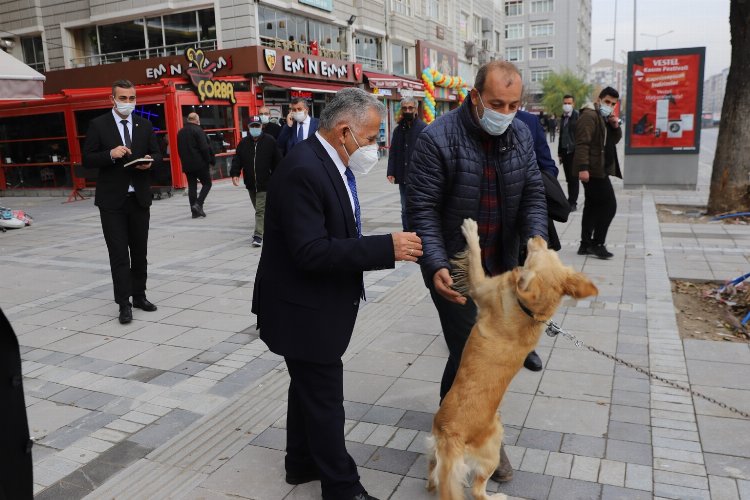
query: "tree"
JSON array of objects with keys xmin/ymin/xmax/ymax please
[
  {"xmin": 707, "ymin": 0, "xmax": 750, "ymax": 214},
  {"xmin": 540, "ymin": 71, "xmax": 593, "ymax": 115}
]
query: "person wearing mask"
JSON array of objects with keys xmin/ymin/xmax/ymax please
[
  {"xmin": 407, "ymin": 61, "xmax": 548, "ymax": 483},
  {"xmin": 177, "ymin": 112, "xmax": 214, "ymax": 218},
  {"xmin": 258, "ymin": 106, "xmax": 281, "ymax": 139},
  {"xmin": 386, "ymin": 97, "xmax": 427, "ymax": 230},
  {"xmin": 231, "ymin": 116, "xmax": 282, "ymax": 247},
  {"xmin": 82, "ymin": 79, "xmax": 161, "ymax": 324},
  {"xmin": 277, "ymin": 97, "xmax": 319, "ymax": 155},
  {"xmin": 558, "ymin": 94, "xmax": 580, "ymax": 211},
  {"xmin": 252, "ymin": 87, "xmax": 422, "ymax": 500},
  {"xmin": 574, "ymin": 86, "xmax": 622, "ymax": 259}
]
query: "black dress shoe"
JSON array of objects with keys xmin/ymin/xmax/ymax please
[
  {"xmin": 352, "ymin": 493, "xmax": 380, "ymax": 500},
  {"xmin": 118, "ymin": 304, "xmax": 132, "ymax": 324},
  {"xmin": 132, "ymin": 297, "xmax": 157, "ymax": 312},
  {"xmin": 589, "ymin": 244, "xmax": 614, "ymax": 259},
  {"xmin": 524, "ymin": 350, "xmax": 543, "ymax": 372},
  {"xmin": 285, "ymin": 469, "xmax": 320, "ymax": 485},
  {"xmin": 192, "ymin": 203, "xmax": 206, "ymax": 217},
  {"xmin": 577, "ymin": 242, "xmax": 591, "ymax": 255}
]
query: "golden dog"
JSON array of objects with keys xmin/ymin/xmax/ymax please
[{"xmin": 426, "ymin": 219, "xmax": 598, "ymax": 500}]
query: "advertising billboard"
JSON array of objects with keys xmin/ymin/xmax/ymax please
[{"xmin": 625, "ymin": 47, "xmax": 705, "ymax": 155}]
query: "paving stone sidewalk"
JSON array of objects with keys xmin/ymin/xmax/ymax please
[{"xmin": 2, "ymin": 128, "xmax": 749, "ymax": 499}]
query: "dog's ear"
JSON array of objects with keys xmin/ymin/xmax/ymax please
[
  {"xmin": 563, "ymin": 272, "xmax": 598, "ymax": 299},
  {"xmin": 514, "ymin": 268, "xmax": 537, "ymax": 292}
]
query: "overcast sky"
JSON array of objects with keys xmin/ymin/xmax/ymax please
[{"xmin": 590, "ymin": 0, "xmax": 731, "ymax": 78}]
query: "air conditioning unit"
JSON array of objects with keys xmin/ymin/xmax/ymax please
[
  {"xmin": 478, "ymin": 49, "xmax": 490, "ymax": 65},
  {"xmin": 481, "ymin": 17, "xmax": 493, "ymax": 33},
  {"xmin": 464, "ymin": 41, "xmax": 477, "ymax": 59}
]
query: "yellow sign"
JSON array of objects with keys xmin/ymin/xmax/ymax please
[
  {"xmin": 185, "ymin": 48, "xmax": 236, "ymax": 104},
  {"xmin": 197, "ymin": 79, "xmax": 236, "ymax": 103}
]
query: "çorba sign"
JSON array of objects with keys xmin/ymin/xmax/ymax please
[{"xmin": 186, "ymin": 49, "xmax": 236, "ymax": 103}]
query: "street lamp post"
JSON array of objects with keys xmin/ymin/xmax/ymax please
[
  {"xmin": 605, "ymin": 37, "xmax": 616, "ymax": 83},
  {"xmin": 641, "ymin": 30, "xmax": 674, "ymax": 50}
]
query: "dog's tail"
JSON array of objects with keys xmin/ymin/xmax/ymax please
[{"xmin": 426, "ymin": 433, "xmax": 469, "ymax": 500}]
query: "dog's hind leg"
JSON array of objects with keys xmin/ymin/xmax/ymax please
[
  {"xmin": 426, "ymin": 435, "xmax": 437, "ymax": 493},
  {"xmin": 435, "ymin": 437, "xmax": 467, "ymax": 500},
  {"xmin": 469, "ymin": 423, "xmax": 506, "ymax": 500}
]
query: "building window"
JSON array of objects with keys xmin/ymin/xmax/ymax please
[
  {"xmin": 530, "ymin": 22, "xmax": 554, "ymax": 37},
  {"xmin": 459, "ymin": 12, "xmax": 469, "ymax": 41},
  {"xmin": 531, "ymin": 0, "xmax": 554, "ymax": 13},
  {"xmin": 505, "ymin": 46, "xmax": 523, "ymax": 62},
  {"xmin": 391, "ymin": 44, "xmax": 410, "ymax": 75},
  {"xmin": 504, "ymin": 23, "xmax": 524, "ymax": 40},
  {"xmin": 504, "ymin": 0, "xmax": 523, "ymax": 16},
  {"xmin": 531, "ymin": 68, "xmax": 552, "ymax": 82},
  {"xmin": 259, "ymin": 6, "xmax": 347, "ymax": 58},
  {"xmin": 473, "ymin": 15, "xmax": 482, "ymax": 40},
  {"xmin": 70, "ymin": 8, "xmax": 217, "ymax": 66},
  {"xmin": 21, "ymin": 36, "xmax": 45, "ymax": 72},
  {"xmin": 392, "ymin": 0, "xmax": 412, "ymax": 16},
  {"xmin": 426, "ymin": 0, "xmax": 440, "ymax": 20},
  {"xmin": 495, "ymin": 30, "xmax": 502, "ymax": 51},
  {"xmin": 355, "ymin": 34, "xmax": 383, "ymax": 70},
  {"xmin": 530, "ymin": 46, "xmax": 554, "ymax": 59}
]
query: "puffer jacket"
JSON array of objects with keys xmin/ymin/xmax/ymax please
[
  {"xmin": 387, "ymin": 117, "xmax": 428, "ymax": 184},
  {"xmin": 573, "ymin": 102, "xmax": 622, "ymax": 179},
  {"xmin": 406, "ymin": 96, "xmax": 548, "ymax": 283}
]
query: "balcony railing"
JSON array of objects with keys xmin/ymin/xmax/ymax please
[
  {"xmin": 355, "ymin": 55, "xmax": 383, "ymax": 71},
  {"xmin": 26, "ymin": 60, "xmax": 46, "ymax": 72},
  {"xmin": 259, "ymin": 36, "xmax": 348, "ymax": 61},
  {"xmin": 69, "ymin": 40, "xmax": 217, "ymax": 68}
]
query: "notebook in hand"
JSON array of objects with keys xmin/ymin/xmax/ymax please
[{"xmin": 124, "ymin": 157, "xmax": 153, "ymax": 167}]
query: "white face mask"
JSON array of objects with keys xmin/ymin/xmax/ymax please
[
  {"xmin": 562, "ymin": 104, "xmax": 573, "ymax": 114},
  {"xmin": 259, "ymin": 115, "xmax": 270, "ymax": 124},
  {"xmin": 476, "ymin": 94, "xmax": 515, "ymax": 136},
  {"xmin": 114, "ymin": 101, "xmax": 135, "ymax": 116},
  {"xmin": 599, "ymin": 103, "xmax": 614, "ymax": 117},
  {"xmin": 292, "ymin": 111, "xmax": 307, "ymax": 123},
  {"xmin": 346, "ymin": 128, "xmax": 379, "ymax": 175}
]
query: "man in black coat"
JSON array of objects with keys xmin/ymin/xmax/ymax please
[
  {"xmin": 177, "ymin": 112, "xmax": 214, "ymax": 218},
  {"xmin": 82, "ymin": 79, "xmax": 161, "ymax": 324},
  {"xmin": 0, "ymin": 307, "xmax": 33, "ymax": 499},
  {"xmin": 386, "ymin": 96, "xmax": 427, "ymax": 230},
  {"xmin": 231, "ymin": 116, "xmax": 282, "ymax": 247},
  {"xmin": 558, "ymin": 94, "xmax": 580, "ymax": 211},
  {"xmin": 252, "ymin": 88, "xmax": 422, "ymax": 500},
  {"xmin": 258, "ymin": 105, "xmax": 282, "ymax": 139},
  {"xmin": 407, "ymin": 61, "xmax": 548, "ymax": 484}
]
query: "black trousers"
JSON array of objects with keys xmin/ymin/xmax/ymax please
[
  {"xmin": 561, "ymin": 151, "xmax": 579, "ymax": 205},
  {"xmin": 285, "ymin": 358, "xmax": 366, "ymax": 500},
  {"xmin": 99, "ymin": 196, "xmax": 150, "ymax": 305},
  {"xmin": 428, "ymin": 284, "xmax": 478, "ymax": 401},
  {"xmin": 185, "ymin": 168, "xmax": 212, "ymax": 208},
  {"xmin": 581, "ymin": 176, "xmax": 617, "ymax": 246}
]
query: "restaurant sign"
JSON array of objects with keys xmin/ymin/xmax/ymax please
[{"xmin": 146, "ymin": 48, "xmax": 235, "ymax": 103}]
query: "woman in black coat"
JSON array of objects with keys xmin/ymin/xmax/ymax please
[{"xmin": 0, "ymin": 307, "xmax": 33, "ymax": 499}]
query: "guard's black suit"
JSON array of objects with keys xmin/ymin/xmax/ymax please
[
  {"xmin": 252, "ymin": 135, "xmax": 394, "ymax": 499},
  {"xmin": 83, "ymin": 111, "xmax": 161, "ymax": 305}
]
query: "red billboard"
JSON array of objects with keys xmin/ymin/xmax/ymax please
[{"xmin": 625, "ymin": 47, "xmax": 705, "ymax": 154}]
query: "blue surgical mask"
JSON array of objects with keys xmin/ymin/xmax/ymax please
[
  {"xmin": 476, "ymin": 94, "xmax": 515, "ymax": 136},
  {"xmin": 249, "ymin": 127, "xmax": 262, "ymax": 138},
  {"xmin": 599, "ymin": 103, "xmax": 613, "ymax": 118}
]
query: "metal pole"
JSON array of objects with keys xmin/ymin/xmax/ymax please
[
  {"xmin": 633, "ymin": 0, "xmax": 636, "ymax": 51},
  {"xmin": 612, "ymin": 0, "xmax": 618, "ymax": 84}
]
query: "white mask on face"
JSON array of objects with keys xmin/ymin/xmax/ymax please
[
  {"xmin": 345, "ymin": 128, "xmax": 379, "ymax": 175},
  {"xmin": 476, "ymin": 94, "xmax": 515, "ymax": 136},
  {"xmin": 562, "ymin": 104, "xmax": 573, "ymax": 114},
  {"xmin": 115, "ymin": 101, "xmax": 135, "ymax": 116},
  {"xmin": 599, "ymin": 103, "xmax": 613, "ymax": 117},
  {"xmin": 292, "ymin": 111, "xmax": 307, "ymax": 123},
  {"xmin": 259, "ymin": 114, "xmax": 270, "ymax": 124}
]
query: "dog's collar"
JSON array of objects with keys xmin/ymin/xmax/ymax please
[{"xmin": 517, "ymin": 298, "xmax": 545, "ymax": 323}]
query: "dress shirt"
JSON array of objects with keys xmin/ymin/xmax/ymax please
[
  {"xmin": 315, "ymin": 132, "xmax": 356, "ymax": 215},
  {"xmin": 112, "ymin": 109, "xmax": 135, "ymax": 192}
]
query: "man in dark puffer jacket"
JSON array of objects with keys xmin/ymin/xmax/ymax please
[{"xmin": 406, "ymin": 61, "xmax": 548, "ymax": 484}]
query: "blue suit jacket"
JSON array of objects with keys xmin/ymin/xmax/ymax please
[
  {"xmin": 277, "ymin": 117, "xmax": 320, "ymax": 156},
  {"xmin": 252, "ymin": 135, "xmax": 395, "ymax": 362},
  {"xmin": 516, "ymin": 110, "xmax": 558, "ymax": 177}
]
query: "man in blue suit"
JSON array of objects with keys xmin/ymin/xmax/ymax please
[
  {"xmin": 277, "ymin": 97, "xmax": 320, "ymax": 156},
  {"xmin": 252, "ymin": 88, "xmax": 421, "ymax": 500}
]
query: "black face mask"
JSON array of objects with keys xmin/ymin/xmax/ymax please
[{"xmin": 402, "ymin": 112, "xmax": 415, "ymax": 122}]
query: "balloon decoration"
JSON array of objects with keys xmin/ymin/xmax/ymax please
[{"xmin": 421, "ymin": 67, "xmax": 468, "ymax": 124}]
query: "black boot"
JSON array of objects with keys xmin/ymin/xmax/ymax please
[
  {"xmin": 524, "ymin": 350, "xmax": 543, "ymax": 371},
  {"xmin": 589, "ymin": 244, "xmax": 613, "ymax": 259}
]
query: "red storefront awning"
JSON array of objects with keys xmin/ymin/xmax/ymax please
[
  {"xmin": 263, "ymin": 77, "xmax": 350, "ymax": 94},
  {"xmin": 363, "ymin": 71, "xmax": 423, "ymax": 91}
]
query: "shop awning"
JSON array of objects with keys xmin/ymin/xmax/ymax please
[
  {"xmin": 363, "ymin": 71, "xmax": 423, "ymax": 91},
  {"xmin": 263, "ymin": 77, "xmax": 349, "ymax": 94},
  {"xmin": 0, "ymin": 49, "xmax": 45, "ymax": 100}
]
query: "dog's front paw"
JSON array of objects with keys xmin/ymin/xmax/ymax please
[{"xmin": 461, "ymin": 218, "xmax": 479, "ymax": 243}]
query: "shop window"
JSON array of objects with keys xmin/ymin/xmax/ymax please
[
  {"xmin": 182, "ymin": 105, "xmax": 236, "ymax": 180},
  {"xmin": 21, "ymin": 36, "xmax": 45, "ymax": 72},
  {"xmin": 0, "ymin": 112, "xmax": 71, "ymax": 189}
]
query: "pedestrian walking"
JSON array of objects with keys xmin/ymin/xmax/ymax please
[
  {"xmin": 558, "ymin": 94, "xmax": 580, "ymax": 211},
  {"xmin": 277, "ymin": 97, "xmax": 319, "ymax": 156},
  {"xmin": 547, "ymin": 113, "xmax": 558, "ymax": 142},
  {"xmin": 177, "ymin": 112, "xmax": 214, "ymax": 218}
]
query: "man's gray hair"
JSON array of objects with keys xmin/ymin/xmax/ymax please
[
  {"xmin": 319, "ymin": 88, "xmax": 386, "ymax": 131},
  {"xmin": 400, "ymin": 96, "xmax": 418, "ymax": 107}
]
